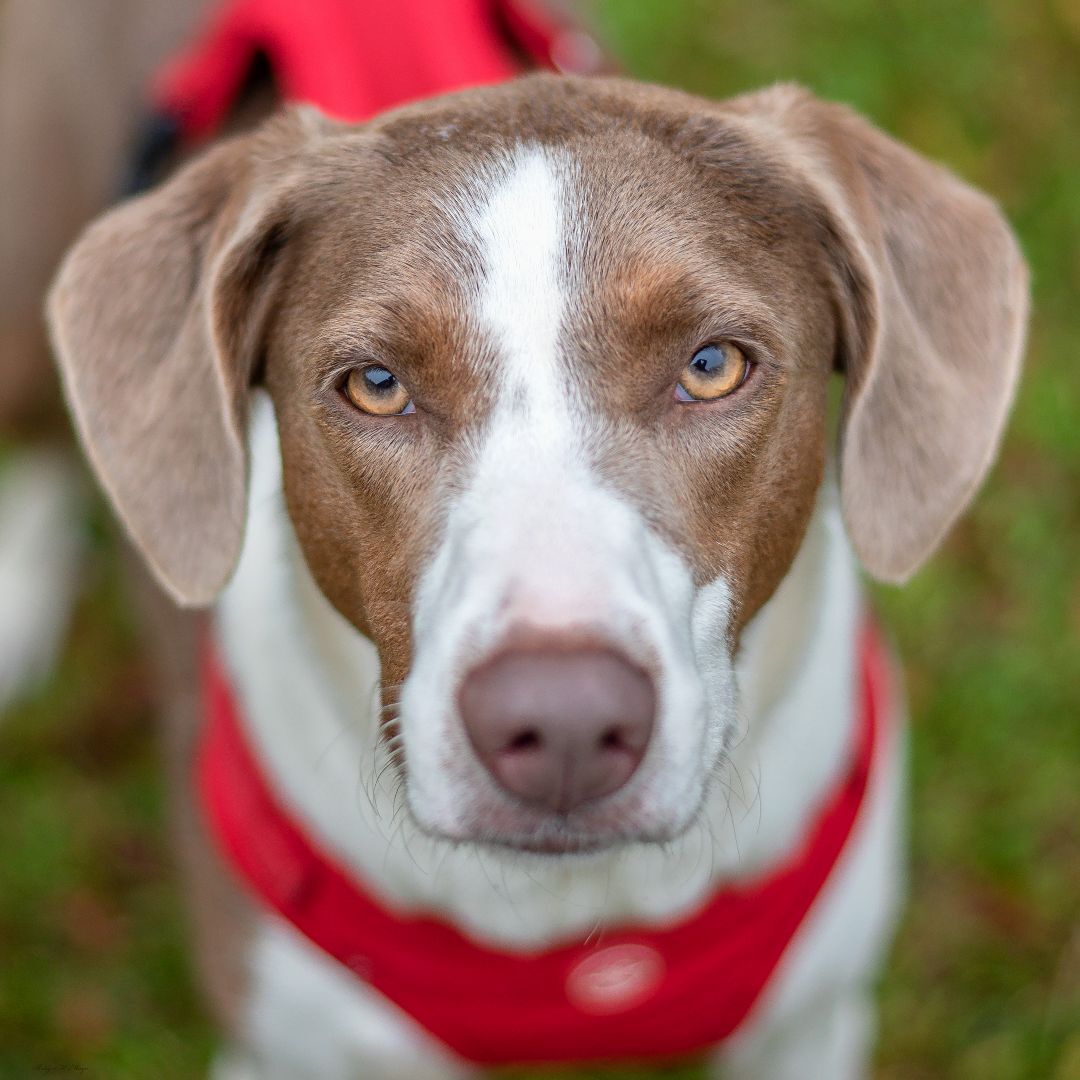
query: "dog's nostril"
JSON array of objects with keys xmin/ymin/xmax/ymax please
[
  {"xmin": 599, "ymin": 727, "xmax": 623, "ymax": 751},
  {"xmin": 507, "ymin": 728, "xmax": 542, "ymax": 752},
  {"xmin": 459, "ymin": 644, "xmax": 656, "ymax": 813}
]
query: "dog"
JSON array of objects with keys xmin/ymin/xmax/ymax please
[{"xmin": 46, "ymin": 73, "xmax": 1027, "ymax": 1078}]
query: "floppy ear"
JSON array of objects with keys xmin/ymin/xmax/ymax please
[
  {"xmin": 736, "ymin": 86, "xmax": 1029, "ymax": 583},
  {"xmin": 48, "ymin": 114, "xmax": 315, "ymax": 606}
]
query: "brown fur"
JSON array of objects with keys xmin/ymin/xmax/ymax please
[{"xmin": 726, "ymin": 84, "xmax": 1029, "ymax": 580}]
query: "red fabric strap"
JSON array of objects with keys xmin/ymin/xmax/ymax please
[
  {"xmin": 150, "ymin": 0, "xmax": 582, "ymax": 140},
  {"xmin": 197, "ymin": 620, "xmax": 889, "ymax": 1065}
]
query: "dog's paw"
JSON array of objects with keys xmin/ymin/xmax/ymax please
[{"xmin": 0, "ymin": 448, "xmax": 86, "ymax": 711}]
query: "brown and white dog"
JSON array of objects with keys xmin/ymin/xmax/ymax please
[{"xmin": 46, "ymin": 75, "xmax": 1026, "ymax": 1078}]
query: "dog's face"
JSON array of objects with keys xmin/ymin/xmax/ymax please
[
  {"xmin": 49, "ymin": 77, "xmax": 1026, "ymax": 852},
  {"xmin": 266, "ymin": 97, "xmax": 838, "ymax": 849}
]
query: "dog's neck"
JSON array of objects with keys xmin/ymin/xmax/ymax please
[{"xmin": 214, "ymin": 397, "xmax": 862, "ymax": 948}]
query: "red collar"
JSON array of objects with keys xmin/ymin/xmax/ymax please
[{"xmin": 197, "ymin": 620, "xmax": 890, "ymax": 1066}]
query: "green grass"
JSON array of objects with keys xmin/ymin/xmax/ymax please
[{"xmin": 2, "ymin": 1, "xmax": 1079, "ymax": 1076}]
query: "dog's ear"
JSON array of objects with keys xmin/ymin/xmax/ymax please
[
  {"xmin": 733, "ymin": 86, "xmax": 1029, "ymax": 582},
  {"xmin": 48, "ymin": 111, "xmax": 323, "ymax": 606}
]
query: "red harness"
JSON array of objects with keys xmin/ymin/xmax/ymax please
[
  {"xmin": 150, "ymin": 0, "xmax": 587, "ymax": 140},
  {"xmin": 197, "ymin": 621, "xmax": 890, "ymax": 1066}
]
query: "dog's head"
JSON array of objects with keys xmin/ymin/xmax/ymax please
[{"xmin": 49, "ymin": 76, "xmax": 1026, "ymax": 852}]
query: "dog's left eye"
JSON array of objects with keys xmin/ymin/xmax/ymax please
[
  {"xmin": 676, "ymin": 342, "xmax": 749, "ymax": 402},
  {"xmin": 342, "ymin": 365, "xmax": 415, "ymax": 416}
]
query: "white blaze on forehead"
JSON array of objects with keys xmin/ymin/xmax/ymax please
[
  {"xmin": 473, "ymin": 145, "xmax": 571, "ymax": 420},
  {"xmin": 459, "ymin": 144, "xmax": 605, "ymax": 626}
]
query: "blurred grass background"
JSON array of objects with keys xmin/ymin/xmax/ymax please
[{"xmin": 1, "ymin": 0, "xmax": 1078, "ymax": 1077}]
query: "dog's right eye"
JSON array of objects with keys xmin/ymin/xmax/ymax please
[
  {"xmin": 342, "ymin": 366, "xmax": 415, "ymax": 417},
  {"xmin": 676, "ymin": 342, "xmax": 750, "ymax": 403}
]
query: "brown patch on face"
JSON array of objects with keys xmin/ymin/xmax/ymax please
[
  {"xmin": 531, "ymin": 101, "xmax": 839, "ymax": 635},
  {"xmin": 260, "ymin": 76, "xmax": 845, "ymax": 692},
  {"xmin": 262, "ymin": 141, "xmax": 502, "ymax": 693}
]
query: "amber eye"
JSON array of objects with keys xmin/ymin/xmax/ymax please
[
  {"xmin": 676, "ymin": 342, "xmax": 749, "ymax": 402},
  {"xmin": 343, "ymin": 365, "xmax": 415, "ymax": 416}
]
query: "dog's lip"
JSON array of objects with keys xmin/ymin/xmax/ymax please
[
  {"xmin": 481, "ymin": 832, "xmax": 639, "ymax": 856},
  {"xmin": 420, "ymin": 818, "xmax": 678, "ymax": 855},
  {"xmin": 411, "ymin": 790, "xmax": 696, "ymax": 855}
]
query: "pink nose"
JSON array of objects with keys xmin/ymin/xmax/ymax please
[{"xmin": 458, "ymin": 646, "xmax": 656, "ymax": 813}]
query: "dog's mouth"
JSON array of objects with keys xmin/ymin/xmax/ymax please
[
  {"xmin": 480, "ymin": 832, "xmax": 643, "ymax": 857},
  {"xmin": 405, "ymin": 765, "xmax": 706, "ymax": 856},
  {"xmin": 422, "ymin": 817, "xmax": 684, "ymax": 856},
  {"xmin": 448, "ymin": 814, "xmax": 680, "ymax": 856}
]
